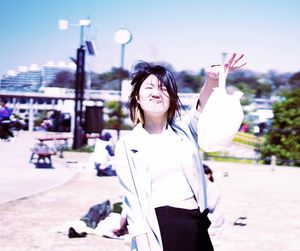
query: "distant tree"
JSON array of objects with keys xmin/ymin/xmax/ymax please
[
  {"xmin": 255, "ymin": 78, "xmax": 273, "ymax": 98},
  {"xmin": 228, "ymin": 69, "xmax": 257, "ymax": 87},
  {"xmin": 228, "ymin": 70, "xmax": 275, "ymax": 98},
  {"xmin": 288, "ymin": 71, "xmax": 300, "ymax": 89},
  {"xmin": 265, "ymin": 71, "xmax": 292, "ymax": 95},
  {"xmin": 49, "ymin": 70, "xmax": 75, "ymax": 88},
  {"xmin": 233, "ymin": 82, "xmax": 255, "ymax": 105},
  {"xmin": 111, "ymin": 67, "xmax": 130, "ymax": 80},
  {"xmin": 260, "ymin": 89, "xmax": 300, "ymax": 166},
  {"xmin": 91, "ymin": 68, "xmax": 130, "ymax": 90},
  {"xmin": 175, "ymin": 71, "xmax": 203, "ymax": 93}
]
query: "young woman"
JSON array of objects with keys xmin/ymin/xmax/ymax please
[{"xmin": 114, "ymin": 54, "xmax": 245, "ymax": 251}]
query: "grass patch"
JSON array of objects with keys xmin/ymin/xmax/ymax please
[
  {"xmin": 207, "ymin": 156, "xmax": 254, "ymax": 164},
  {"xmin": 65, "ymin": 145, "xmax": 94, "ymax": 153}
]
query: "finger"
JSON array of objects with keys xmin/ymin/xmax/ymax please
[
  {"xmin": 232, "ymin": 62, "xmax": 247, "ymax": 70},
  {"xmin": 226, "ymin": 53, "xmax": 236, "ymax": 66},
  {"xmin": 232, "ymin": 54, "xmax": 244, "ymax": 66},
  {"xmin": 235, "ymin": 54, "xmax": 244, "ymax": 62}
]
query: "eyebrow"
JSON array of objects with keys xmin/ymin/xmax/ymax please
[{"xmin": 143, "ymin": 82, "xmax": 156, "ymax": 87}]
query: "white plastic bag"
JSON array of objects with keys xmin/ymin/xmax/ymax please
[{"xmin": 197, "ymin": 66, "xmax": 244, "ymax": 152}]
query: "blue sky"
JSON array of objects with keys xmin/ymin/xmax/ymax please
[{"xmin": 0, "ymin": 0, "xmax": 299, "ymax": 76}]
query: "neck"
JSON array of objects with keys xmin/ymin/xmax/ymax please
[{"xmin": 143, "ymin": 114, "xmax": 168, "ymax": 134}]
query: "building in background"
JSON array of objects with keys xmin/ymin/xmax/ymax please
[{"xmin": 0, "ymin": 61, "xmax": 75, "ymax": 92}]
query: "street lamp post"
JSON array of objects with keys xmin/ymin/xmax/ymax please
[
  {"xmin": 114, "ymin": 28, "xmax": 132, "ymax": 138},
  {"xmin": 114, "ymin": 28, "xmax": 132, "ymax": 68},
  {"xmin": 59, "ymin": 19, "xmax": 91, "ymax": 149},
  {"xmin": 221, "ymin": 52, "xmax": 227, "ymax": 65}
]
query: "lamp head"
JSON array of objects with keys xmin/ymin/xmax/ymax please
[
  {"xmin": 114, "ymin": 28, "xmax": 132, "ymax": 45},
  {"xmin": 79, "ymin": 19, "xmax": 91, "ymax": 27},
  {"xmin": 58, "ymin": 19, "xmax": 69, "ymax": 30}
]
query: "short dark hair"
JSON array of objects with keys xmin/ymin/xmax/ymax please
[
  {"xmin": 128, "ymin": 61, "xmax": 181, "ymax": 125},
  {"xmin": 203, "ymin": 164, "xmax": 214, "ymax": 182}
]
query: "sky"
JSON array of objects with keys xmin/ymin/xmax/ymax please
[{"xmin": 0, "ymin": 0, "xmax": 299, "ymax": 77}]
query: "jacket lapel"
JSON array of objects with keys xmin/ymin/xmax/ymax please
[{"xmin": 127, "ymin": 124, "xmax": 152, "ymax": 199}]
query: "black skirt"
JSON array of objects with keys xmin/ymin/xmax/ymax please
[{"xmin": 155, "ymin": 206, "xmax": 214, "ymax": 251}]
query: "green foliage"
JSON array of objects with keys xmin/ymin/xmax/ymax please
[
  {"xmin": 104, "ymin": 101, "xmax": 132, "ymax": 130},
  {"xmin": 206, "ymin": 156, "xmax": 253, "ymax": 164},
  {"xmin": 233, "ymin": 82, "xmax": 255, "ymax": 105},
  {"xmin": 235, "ymin": 82, "xmax": 256, "ymax": 97},
  {"xmin": 65, "ymin": 145, "xmax": 94, "ymax": 152},
  {"xmin": 33, "ymin": 110, "xmax": 48, "ymax": 127},
  {"xmin": 260, "ymin": 89, "xmax": 300, "ymax": 166},
  {"xmin": 205, "ymin": 150, "xmax": 253, "ymax": 164},
  {"xmin": 255, "ymin": 81, "xmax": 273, "ymax": 98}
]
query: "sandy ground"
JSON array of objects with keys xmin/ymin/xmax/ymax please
[
  {"xmin": 1, "ymin": 162, "xmax": 300, "ymax": 251},
  {"xmin": 210, "ymin": 162, "xmax": 300, "ymax": 251},
  {"xmin": 0, "ymin": 134, "xmax": 299, "ymax": 251},
  {"xmin": 0, "ymin": 170, "xmax": 128, "ymax": 251}
]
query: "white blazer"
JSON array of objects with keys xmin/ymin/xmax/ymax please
[{"xmin": 114, "ymin": 110, "xmax": 208, "ymax": 251}]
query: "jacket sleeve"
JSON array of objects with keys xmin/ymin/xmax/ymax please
[
  {"xmin": 181, "ymin": 100, "xmax": 201, "ymax": 139},
  {"xmin": 196, "ymin": 88, "xmax": 244, "ymax": 152},
  {"xmin": 114, "ymin": 140, "xmax": 148, "ymax": 238}
]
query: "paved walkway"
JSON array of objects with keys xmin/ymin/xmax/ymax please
[
  {"xmin": 0, "ymin": 131, "xmax": 299, "ymax": 251},
  {"xmin": 0, "ymin": 131, "xmax": 79, "ymax": 203}
]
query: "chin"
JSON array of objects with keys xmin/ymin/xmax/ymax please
[{"xmin": 147, "ymin": 110, "xmax": 168, "ymax": 117}]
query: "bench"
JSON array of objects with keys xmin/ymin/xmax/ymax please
[
  {"xmin": 29, "ymin": 143, "xmax": 56, "ymax": 168},
  {"xmin": 35, "ymin": 135, "xmax": 72, "ymax": 158}
]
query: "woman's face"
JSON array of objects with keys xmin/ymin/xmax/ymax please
[{"xmin": 137, "ymin": 74, "xmax": 170, "ymax": 118}]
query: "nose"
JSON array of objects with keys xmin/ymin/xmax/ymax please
[{"xmin": 151, "ymin": 87, "xmax": 161, "ymax": 97}]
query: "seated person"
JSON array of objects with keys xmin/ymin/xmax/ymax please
[
  {"xmin": 90, "ymin": 132, "xmax": 116, "ymax": 176},
  {"xmin": 0, "ymin": 99, "xmax": 14, "ymax": 140},
  {"xmin": 203, "ymin": 164, "xmax": 226, "ymax": 246}
]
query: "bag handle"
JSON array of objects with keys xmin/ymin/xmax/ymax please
[{"xmin": 218, "ymin": 64, "xmax": 229, "ymax": 90}]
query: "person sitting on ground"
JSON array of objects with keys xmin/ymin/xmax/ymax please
[
  {"xmin": 90, "ymin": 132, "xmax": 116, "ymax": 176},
  {"xmin": 203, "ymin": 164, "xmax": 225, "ymax": 246},
  {"xmin": 0, "ymin": 99, "xmax": 14, "ymax": 140}
]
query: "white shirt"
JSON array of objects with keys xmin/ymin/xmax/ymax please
[
  {"xmin": 142, "ymin": 128, "xmax": 194, "ymax": 208},
  {"xmin": 91, "ymin": 138, "xmax": 112, "ymax": 165}
]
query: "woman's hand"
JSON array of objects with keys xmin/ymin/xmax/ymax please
[
  {"xmin": 197, "ymin": 53, "xmax": 246, "ymax": 112},
  {"xmin": 206, "ymin": 53, "xmax": 246, "ymax": 79}
]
